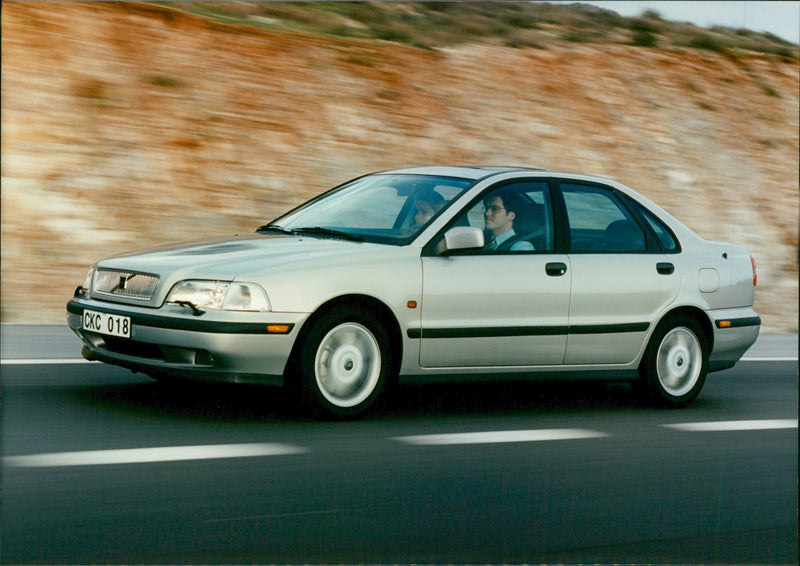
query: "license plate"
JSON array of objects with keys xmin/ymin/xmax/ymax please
[{"xmin": 82, "ymin": 310, "xmax": 131, "ymax": 338}]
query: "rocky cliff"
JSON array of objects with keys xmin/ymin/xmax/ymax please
[{"xmin": 2, "ymin": 2, "xmax": 797, "ymax": 331}]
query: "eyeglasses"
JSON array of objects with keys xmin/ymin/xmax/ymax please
[{"xmin": 484, "ymin": 205, "xmax": 505, "ymax": 214}]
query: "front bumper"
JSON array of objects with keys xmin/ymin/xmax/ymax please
[{"xmin": 67, "ymin": 299, "xmax": 308, "ymax": 385}]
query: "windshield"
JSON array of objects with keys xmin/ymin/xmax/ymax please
[{"xmin": 262, "ymin": 174, "xmax": 473, "ymax": 244}]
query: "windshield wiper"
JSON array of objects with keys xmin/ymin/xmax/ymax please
[
  {"xmin": 256, "ymin": 224, "xmax": 362, "ymax": 241},
  {"xmin": 256, "ymin": 223, "xmax": 292, "ymax": 234},
  {"xmin": 290, "ymin": 227, "xmax": 362, "ymax": 242}
]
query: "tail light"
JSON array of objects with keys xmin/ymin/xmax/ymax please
[{"xmin": 750, "ymin": 255, "xmax": 757, "ymax": 287}]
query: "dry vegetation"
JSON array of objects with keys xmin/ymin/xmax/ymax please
[
  {"xmin": 164, "ymin": 1, "xmax": 800, "ymax": 57},
  {"xmin": 2, "ymin": 1, "xmax": 798, "ymax": 331}
]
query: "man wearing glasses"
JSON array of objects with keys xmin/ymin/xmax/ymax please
[{"xmin": 483, "ymin": 191, "xmax": 535, "ymax": 252}]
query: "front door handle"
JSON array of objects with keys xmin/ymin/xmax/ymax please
[
  {"xmin": 657, "ymin": 262, "xmax": 675, "ymax": 275},
  {"xmin": 546, "ymin": 262, "xmax": 568, "ymax": 276}
]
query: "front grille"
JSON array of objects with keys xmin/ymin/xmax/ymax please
[{"xmin": 94, "ymin": 269, "xmax": 159, "ymax": 301}]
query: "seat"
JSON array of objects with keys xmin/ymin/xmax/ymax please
[
  {"xmin": 513, "ymin": 202, "xmax": 547, "ymax": 250},
  {"xmin": 604, "ymin": 219, "xmax": 645, "ymax": 252}
]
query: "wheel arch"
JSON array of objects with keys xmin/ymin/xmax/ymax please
[
  {"xmin": 637, "ymin": 305, "xmax": 712, "ymax": 406},
  {"xmin": 651, "ymin": 305, "xmax": 714, "ymax": 356},
  {"xmin": 285, "ymin": 293, "xmax": 404, "ymax": 386}
]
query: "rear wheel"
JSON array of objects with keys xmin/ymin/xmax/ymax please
[
  {"xmin": 639, "ymin": 315, "xmax": 708, "ymax": 407},
  {"xmin": 294, "ymin": 304, "xmax": 391, "ymax": 418}
]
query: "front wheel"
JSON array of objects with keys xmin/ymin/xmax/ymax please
[
  {"xmin": 293, "ymin": 305, "xmax": 392, "ymax": 418},
  {"xmin": 639, "ymin": 316, "xmax": 708, "ymax": 407}
]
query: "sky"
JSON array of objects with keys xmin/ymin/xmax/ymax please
[{"xmin": 560, "ymin": 1, "xmax": 800, "ymax": 44}]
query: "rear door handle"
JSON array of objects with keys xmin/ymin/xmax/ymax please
[
  {"xmin": 657, "ymin": 262, "xmax": 675, "ymax": 275},
  {"xmin": 546, "ymin": 262, "xmax": 568, "ymax": 276}
]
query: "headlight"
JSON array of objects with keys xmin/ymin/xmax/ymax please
[
  {"xmin": 222, "ymin": 282, "xmax": 271, "ymax": 311},
  {"xmin": 167, "ymin": 280, "xmax": 271, "ymax": 312}
]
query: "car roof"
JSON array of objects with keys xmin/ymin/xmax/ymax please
[
  {"xmin": 378, "ymin": 166, "xmax": 545, "ymax": 181},
  {"xmin": 376, "ymin": 166, "xmax": 630, "ymax": 196}
]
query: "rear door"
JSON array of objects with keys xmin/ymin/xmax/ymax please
[{"xmin": 558, "ymin": 181, "xmax": 681, "ymax": 365}]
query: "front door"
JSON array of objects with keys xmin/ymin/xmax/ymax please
[{"xmin": 419, "ymin": 180, "xmax": 571, "ymax": 368}]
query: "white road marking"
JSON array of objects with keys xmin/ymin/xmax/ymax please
[
  {"xmin": 4, "ymin": 443, "xmax": 308, "ymax": 468},
  {"xmin": 663, "ymin": 419, "xmax": 798, "ymax": 432},
  {"xmin": 1, "ymin": 358, "xmax": 89, "ymax": 365},
  {"xmin": 393, "ymin": 429, "xmax": 609, "ymax": 446},
  {"xmin": 5, "ymin": 422, "xmax": 796, "ymax": 469},
  {"xmin": 740, "ymin": 356, "xmax": 797, "ymax": 362}
]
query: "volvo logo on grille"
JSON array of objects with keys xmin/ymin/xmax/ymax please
[{"xmin": 114, "ymin": 273, "xmax": 139, "ymax": 293}]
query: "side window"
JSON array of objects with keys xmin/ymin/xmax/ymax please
[
  {"xmin": 561, "ymin": 183, "xmax": 646, "ymax": 253},
  {"xmin": 639, "ymin": 207, "xmax": 679, "ymax": 252},
  {"xmin": 450, "ymin": 181, "xmax": 555, "ymax": 252},
  {"xmin": 619, "ymin": 192, "xmax": 681, "ymax": 253}
]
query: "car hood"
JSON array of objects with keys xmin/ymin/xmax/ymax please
[{"xmin": 98, "ymin": 234, "xmax": 392, "ymax": 278}]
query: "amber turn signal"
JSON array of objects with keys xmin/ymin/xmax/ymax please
[{"xmin": 266, "ymin": 324, "xmax": 291, "ymax": 334}]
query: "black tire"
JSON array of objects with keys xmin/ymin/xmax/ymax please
[
  {"xmin": 638, "ymin": 315, "xmax": 708, "ymax": 407},
  {"xmin": 293, "ymin": 304, "xmax": 392, "ymax": 418}
]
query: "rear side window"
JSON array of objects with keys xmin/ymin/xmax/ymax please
[
  {"xmin": 639, "ymin": 207, "xmax": 680, "ymax": 252},
  {"xmin": 561, "ymin": 183, "xmax": 646, "ymax": 253}
]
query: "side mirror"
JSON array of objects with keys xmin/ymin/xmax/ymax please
[{"xmin": 440, "ymin": 226, "xmax": 484, "ymax": 254}]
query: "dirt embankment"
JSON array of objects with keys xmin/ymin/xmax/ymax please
[{"xmin": 2, "ymin": 2, "xmax": 798, "ymax": 331}]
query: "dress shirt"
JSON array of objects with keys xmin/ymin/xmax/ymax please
[{"xmin": 492, "ymin": 229, "xmax": 534, "ymax": 251}]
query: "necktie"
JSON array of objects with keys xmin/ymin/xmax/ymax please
[{"xmin": 490, "ymin": 236, "xmax": 497, "ymax": 250}]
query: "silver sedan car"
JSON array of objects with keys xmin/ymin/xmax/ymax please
[{"xmin": 67, "ymin": 167, "xmax": 760, "ymax": 417}]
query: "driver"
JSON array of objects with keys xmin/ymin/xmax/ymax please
[{"xmin": 483, "ymin": 191, "xmax": 534, "ymax": 251}]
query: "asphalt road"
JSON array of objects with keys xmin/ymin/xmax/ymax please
[{"xmin": 1, "ymin": 327, "xmax": 797, "ymax": 564}]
